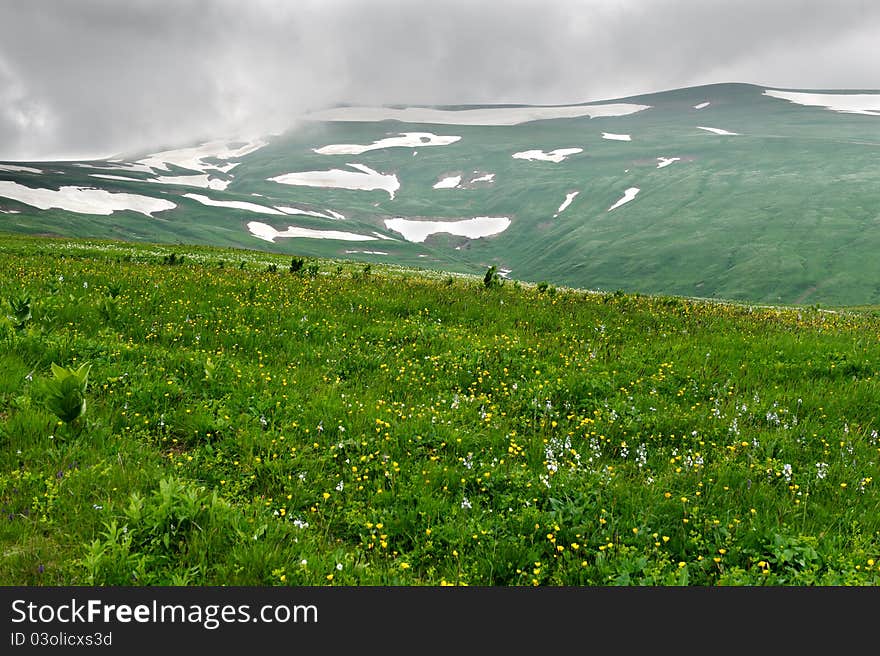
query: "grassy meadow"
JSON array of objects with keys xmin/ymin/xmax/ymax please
[
  {"xmin": 4, "ymin": 84, "xmax": 880, "ymax": 306},
  {"xmin": 1, "ymin": 233, "xmax": 879, "ymax": 586}
]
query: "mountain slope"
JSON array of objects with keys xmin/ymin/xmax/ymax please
[{"xmin": 2, "ymin": 82, "xmax": 880, "ymax": 305}]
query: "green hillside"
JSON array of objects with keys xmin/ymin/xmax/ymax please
[
  {"xmin": 1, "ymin": 234, "xmax": 879, "ymax": 585},
  {"xmin": 2, "ymin": 83, "xmax": 880, "ymax": 305}
]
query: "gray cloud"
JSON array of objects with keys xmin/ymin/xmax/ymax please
[{"xmin": 1, "ymin": 0, "xmax": 878, "ymax": 160}]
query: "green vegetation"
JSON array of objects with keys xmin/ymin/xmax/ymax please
[
  {"xmin": 7, "ymin": 294, "xmax": 32, "ymax": 331},
  {"xmin": 3, "ymin": 84, "xmax": 880, "ymax": 305},
  {"xmin": 41, "ymin": 362, "xmax": 91, "ymax": 426},
  {"xmin": 1, "ymin": 233, "xmax": 879, "ymax": 585},
  {"xmin": 483, "ymin": 265, "xmax": 503, "ymax": 290}
]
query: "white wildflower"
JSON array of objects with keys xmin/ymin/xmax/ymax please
[{"xmin": 782, "ymin": 463, "xmax": 792, "ymax": 483}]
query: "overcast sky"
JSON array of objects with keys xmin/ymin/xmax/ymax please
[{"xmin": 1, "ymin": 0, "xmax": 878, "ymax": 161}]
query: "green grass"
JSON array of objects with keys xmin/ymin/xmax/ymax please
[{"xmin": 1, "ymin": 233, "xmax": 879, "ymax": 585}]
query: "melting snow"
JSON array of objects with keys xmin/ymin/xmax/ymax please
[
  {"xmin": 554, "ymin": 191, "xmax": 579, "ymax": 217},
  {"xmin": 657, "ymin": 157, "xmax": 681, "ymax": 168},
  {"xmin": 268, "ymin": 163, "xmax": 400, "ymax": 199},
  {"xmin": 247, "ymin": 221, "xmax": 377, "ymax": 243},
  {"xmin": 512, "ymin": 148, "xmax": 582, "ymax": 163},
  {"xmin": 183, "ymin": 193, "xmax": 285, "ymax": 215},
  {"xmin": 148, "ymin": 174, "xmax": 230, "ymax": 190},
  {"xmin": 469, "ymin": 173, "xmax": 495, "ymax": 183},
  {"xmin": 763, "ymin": 89, "xmax": 880, "ymax": 116},
  {"xmin": 79, "ymin": 162, "xmax": 156, "ymax": 174},
  {"xmin": 0, "ymin": 164, "xmax": 43, "ymax": 174},
  {"xmin": 276, "ymin": 206, "xmax": 346, "ymax": 220},
  {"xmin": 602, "ymin": 133, "xmax": 631, "ymax": 141},
  {"xmin": 314, "ymin": 132, "xmax": 460, "ymax": 155},
  {"xmin": 213, "ymin": 163, "xmax": 240, "ymax": 173},
  {"xmin": 0, "ymin": 181, "xmax": 175, "ymax": 216},
  {"xmin": 384, "ymin": 216, "xmax": 511, "ymax": 243},
  {"xmin": 433, "ymin": 175, "xmax": 462, "ymax": 189},
  {"xmin": 136, "ymin": 138, "xmax": 267, "ymax": 173},
  {"xmin": 91, "ymin": 173, "xmax": 229, "ymax": 190},
  {"xmin": 697, "ymin": 126, "xmax": 740, "ymax": 136},
  {"xmin": 90, "ymin": 174, "xmax": 141, "ymax": 182},
  {"xmin": 607, "ymin": 187, "xmax": 640, "ymax": 211},
  {"xmin": 305, "ymin": 103, "xmax": 651, "ymax": 125}
]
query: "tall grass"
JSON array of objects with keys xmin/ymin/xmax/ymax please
[{"xmin": 1, "ymin": 234, "xmax": 878, "ymax": 585}]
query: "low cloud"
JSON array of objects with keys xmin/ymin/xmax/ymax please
[{"xmin": 1, "ymin": 0, "xmax": 877, "ymax": 160}]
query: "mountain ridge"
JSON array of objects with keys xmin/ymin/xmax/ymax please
[{"xmin": 2, "ymin": 82, "xmax": 879, "ymax": 306}]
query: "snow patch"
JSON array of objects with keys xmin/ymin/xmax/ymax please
[
  {"xmin": 0, "ymin": 164, "xmax": 43, "ymax": 174},
  {"xmin": 763, "ymin": 89, "xmax": 880, "ymax": 116},
  {"xmin": 433, "ymin": 175, "xmax": 462, "ymax": 189},
  {"xmin": 657, "ymin": 157, "xmax": 681, "ymax": 168},
  {"xmin": 554, "ymin": 191, "xmax": 579, "ymax": 217},
  {"xmin": 314, "ymin": 132, "xmax": 460, "ymax": 155},
  {"xmin": 693, "ymin": 102, "xmax": 710, "ymax": 109},
  {"xmin": 697, "ymin": 126, "xmax": 740, "ymax": 136},
  {"xmin": 384, "ymin": 216, "xmax": 510, "ymax": 243},
  {"xmin": 149, "ymin": 174, "xmax": 230, "ymax": 191},
  {"xmin": 184, "ymin": 193, "xmax": 285, "ymax": 215},
  {"xmin": 136, "ymin": 138, "xmax": 267, "ymax": 173},
  {"xmin": 0, "ymin": 181, "xmax": 175, "ymax": 217},
  {"xmin": 247, "ymin": 221, "xmax": 377, "ymax": 243},
  {"xmin": 602, "ymin": 133, "xmax": 631, "ymax": 141},
  {"xmin": 90, "ymin": 174, "xmax": 140, "ymax": 182},
  {"xmin": 276, "ymin": 206, "xmax": 346, "ymax": 220},
  {"xmin": 607, "ymin": 187, "xmax": 640, "ymax": 211},
  {"xmin": 90, "ymin": 172, "xmax": 229, "ymax": 190},
  {"xmin": 79, "ymin": 162, "xmax": 156, "ymax": 174},
  {"xmin": 268, "ymin": 164, "xmax": 400, "ymax": 199},
  {"xmin": 512, "ymin": 148, "xmax": 582, "ymax": 163},
  {"xmin": 469, "ymin": 173, "xmax": 495, "ymax": 183}
]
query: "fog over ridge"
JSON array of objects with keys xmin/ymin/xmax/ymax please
[{"xmin": 1, "ymin": 0, "xmax": 878, "ymax": 160}]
